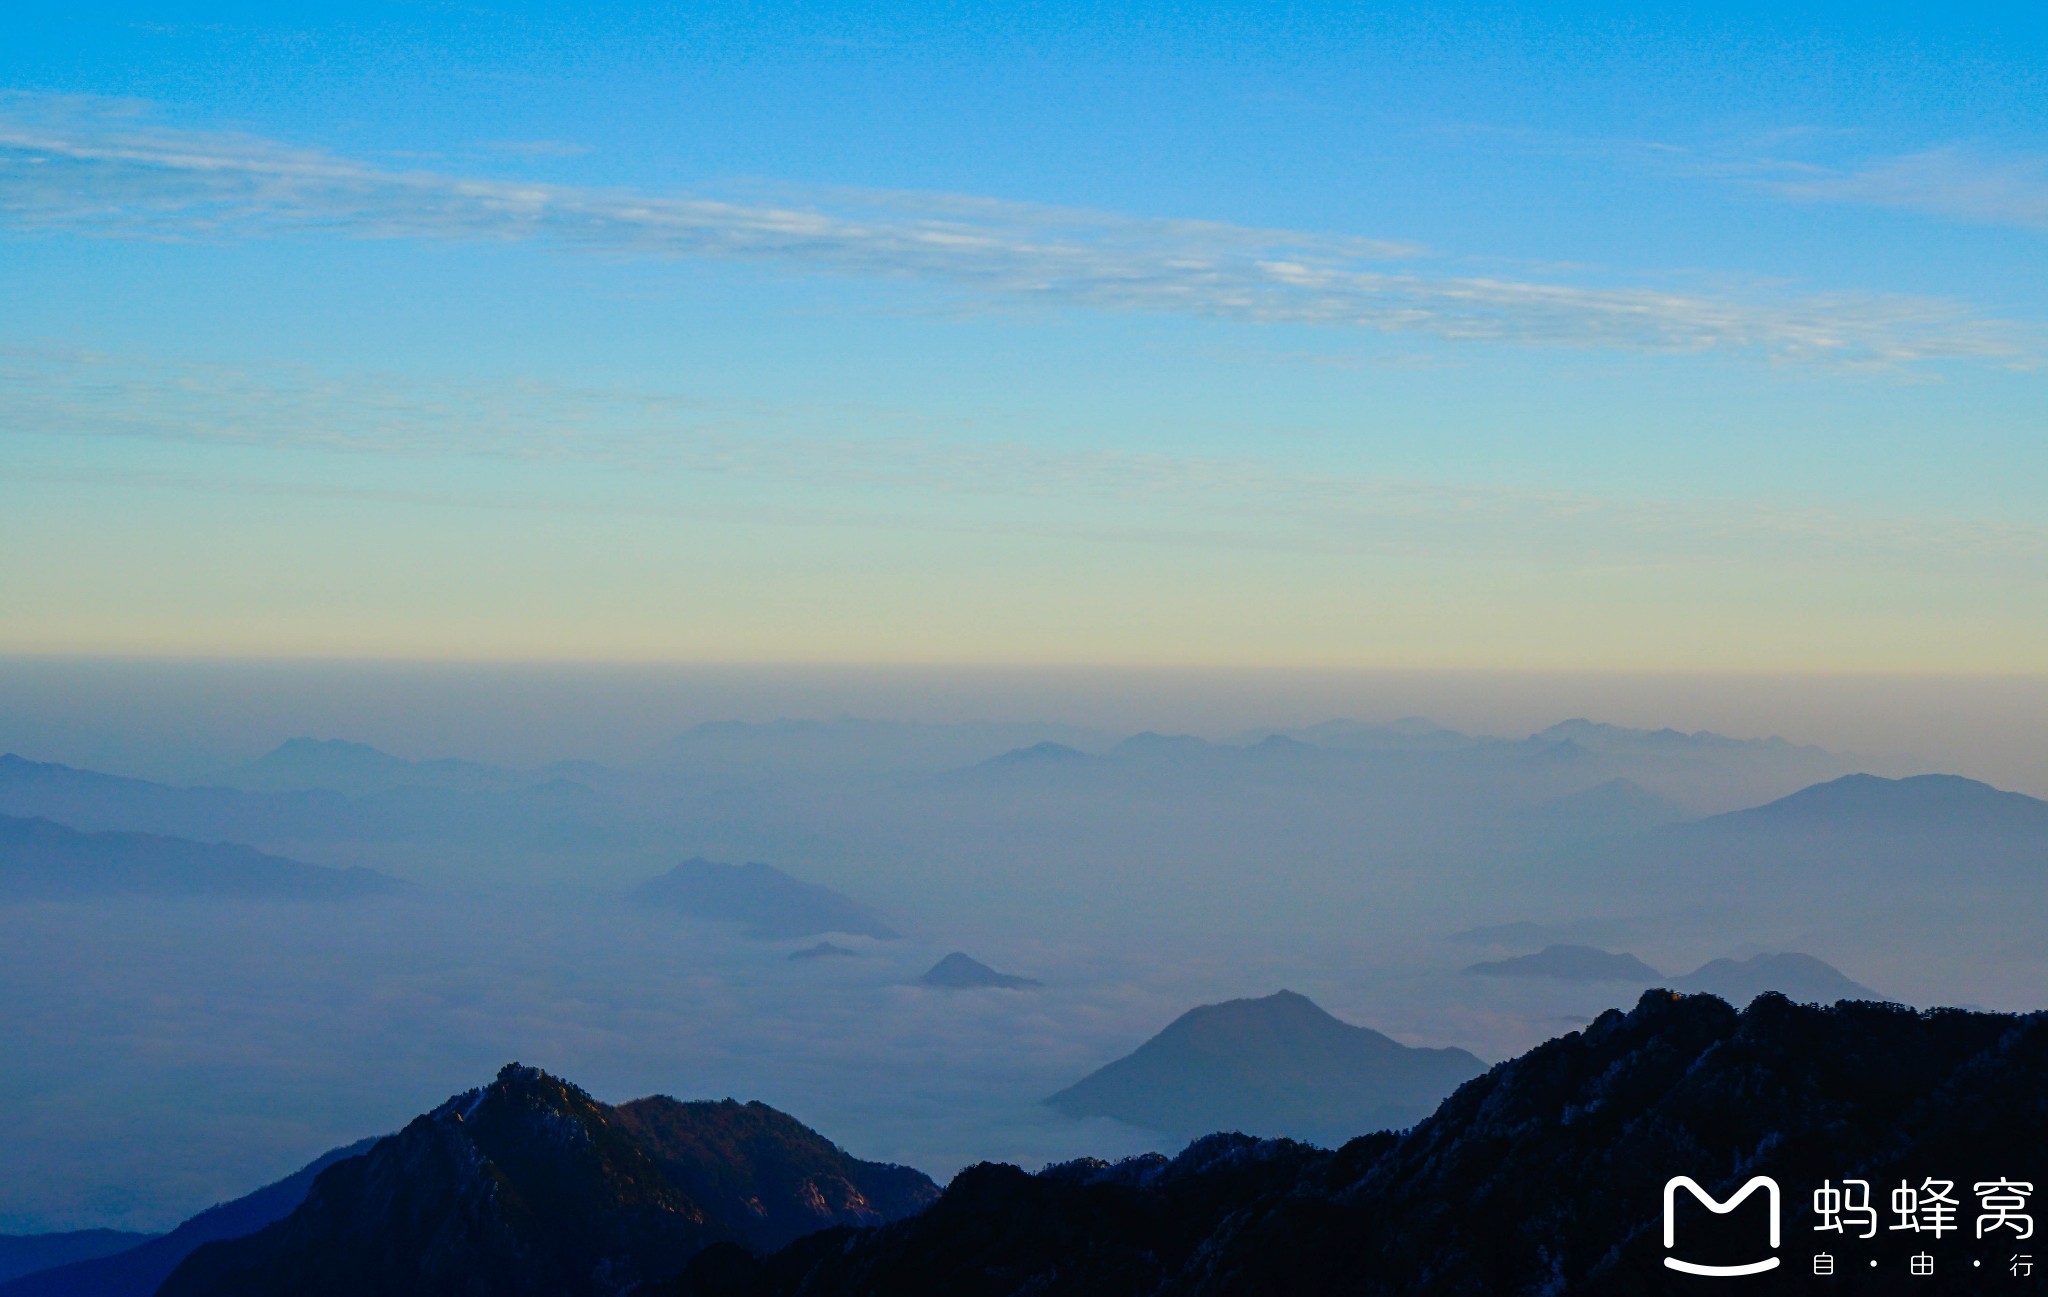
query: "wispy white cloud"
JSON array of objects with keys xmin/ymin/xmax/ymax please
[
  {"xmin": 479, "ymin": 139, "xmax": 595, "ymax": 159},
  {"xmin": 0, "ymin": 93, "xmax": 2031, "ymax": 369},
  {"xmin": 1432, "ymin": 119, "xmax": 2048, "ymax": 240},
  {"xmin": 1761, "ymin": 148, "xmax": 2048, "ymax": 232}
]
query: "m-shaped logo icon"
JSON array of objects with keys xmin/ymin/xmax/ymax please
[{"xmin": 1663, "ymin": 1176, "xmax": 1781, "ymax": 1276}]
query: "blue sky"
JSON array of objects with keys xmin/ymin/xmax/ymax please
[{"xmin": 2, "ymin": 2, "xmax": 2044, "ymax": 668}]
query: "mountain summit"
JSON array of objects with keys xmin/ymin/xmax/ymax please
[
  {"xmin": 1463, "ymin": 944, "xmax": 1662, "ymax": 982},
  {"xmin": 156, "ymin": 1065, "xmax": 936, "ymax": 1297},
  {"xmin": 916, "ymin": 953, "xmax": 1039, "ymax": 989},
  {"xmin": 1550, "ymin": 771, "xmax": 2048, "ymax": 924},
  {"xmin": 1044, "ymin": 990, "xmax": 1484, "ymax": 1144},
  {"xmin": 1724, "ymin": 771, "xmax": 2048, "ymax": 831}
]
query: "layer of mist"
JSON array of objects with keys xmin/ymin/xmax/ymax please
[{"xmin": 4, "ymin": 674, "xmax": 2045, "ymax": 1237}]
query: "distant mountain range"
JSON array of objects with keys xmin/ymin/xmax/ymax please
[
  {"xmin": 0, "ymin": 716, "xmax": 1885, "ymax": 914},
  {"xmin": 951, "ymin": 718, "xmax": 1859, "ymax": 844},
  {"xmin": 0, "ymin": 753, "xmax": 622, "ymax": 861},
  {"xmin": 968, "ymin": 716, "xmax": 1847, "ymax": 775},
  {"xmin": 646, "ymin": 719, "xmax": 1110, "ymax": 779},
  {"xmin": 673, "ymin": 991, "xmax": 2048, "ymax": 1296},
  {"xmin": 630, "ymin": 859, "xmax": 898, "ymax": 940},
  {"xmin": 916, "ymin": 953, "xmax": 1039, "ymax": 989},
  {"xmin": 1231, "ymin": 717, "xmax": 1481, "ymax": 751},
  {"xmin": 0, "ymin": 814, "xmax": 398, "ymax": 900},
  {"xmin": 0, "ymin": 1140, "xmax": 377, "ymax": 1297},
  {"xmin": 1463, "ymin": 943, "xmax": 1880, "ymax": 1003},
  {"xmin": 0, "ymin": 1233, "xmax": 154, "ymax": 1287},
  {"xmin": 1044, "ymin": 990, "xmax": 1485, "ymax": 1145},
  {"xmin": 0, "ymin": 755, "xmax": 348, "ymax": 844},
  {"xmin": 1528, "ymin": 717, "xmax": 1836, "ymax": 760},
  {"xmin": 221, "ymin": 738, "xmax": 541, "ymax": 797},
  {"xmin": 155, "ymin": 1065, "xmax": 937, "ymax": 1297}
]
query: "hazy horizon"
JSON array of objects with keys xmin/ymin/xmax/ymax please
[{"xmin": 3, "ymin": 657, "xmax": 2045, "ymax": 794}]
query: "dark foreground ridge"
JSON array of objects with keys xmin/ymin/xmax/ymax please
[
  {"xmin": 156, "ymin": 1065, "xmax": 936, "ymax": 1297},
  {"xmin": 675, "ymin": 992, "xmax": 2048, "ymax": 1296}
]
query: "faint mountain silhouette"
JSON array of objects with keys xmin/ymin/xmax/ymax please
[
  {"xmin": 1524, "ymin": 778, "xmax": 1690, "ymax": 840},
  {"xmin": 916, "ymin": 953, "xmax": 1039, "ymax": 989},
  {"xmin": 1044, "ymin": 990, "xmax": 1484, "ymax": 1145},
  {"xmin": 1553, "ymin": 773, "xmax": 2048, "ymax": 917},
  {"xmin": 1232, "ymin": 717, "xmax": 1480, "ymax": 751},
  {"xmin": 646, "ymin": 720, "xmax": 1108, "ymax": 779},
  {"xmin": 222, "ymin": 739, "xmax": 534, "ymax": 797},
  {"xmin": 1463, "ymin": 944, "xmax": 1662, "ymax": 982},
  {"xmin": 1672, "ymin": 952, "xmax": 1879, "ymax": 1004},
  {"xmin": 0, "ymin": 814, "xmax": 398, "ymax": 900},
  {"xmin": 630, "ymin": 859, "xmax": 898, "ymax": 940}
]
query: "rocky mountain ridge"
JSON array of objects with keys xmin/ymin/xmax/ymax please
[{"xmin": 156, "ymin": 1065, "xmax": 937, "ymax": 1297}]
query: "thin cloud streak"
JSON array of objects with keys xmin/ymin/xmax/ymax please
[
  {"xmin": 1764, "ymin": 148, "xmax": 2048, "ymax": 232},
  {"xmin": 0, "ymin": 94, "xmax": 2031, "ymax": 369}
]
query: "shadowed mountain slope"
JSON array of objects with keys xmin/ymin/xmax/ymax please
[
  {"xmin": 156, "ymin": 1065, "xmax": 936, "ymax": 1297},
  {"xmin": 676, "ymin": 991, "xmax": 2048, "ymax": 1296},
  {"xmin": 630, "ymin": 859, "xmax": 898, "ymax": 940},
  {"xmin": 0, "ymin": 1140, "xmax": 377, "ymax": 1297},
  {"xmin": 1045, "ymin": 990, "xmax": 1484, "ymax": 1145},
  {"xmin": 0, "ymin": 1232, "xmax": 155, "ymax": 1287},
  {"xmin": 0, "ymin": 814, "xmax": 398, "ymax": 900}
]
